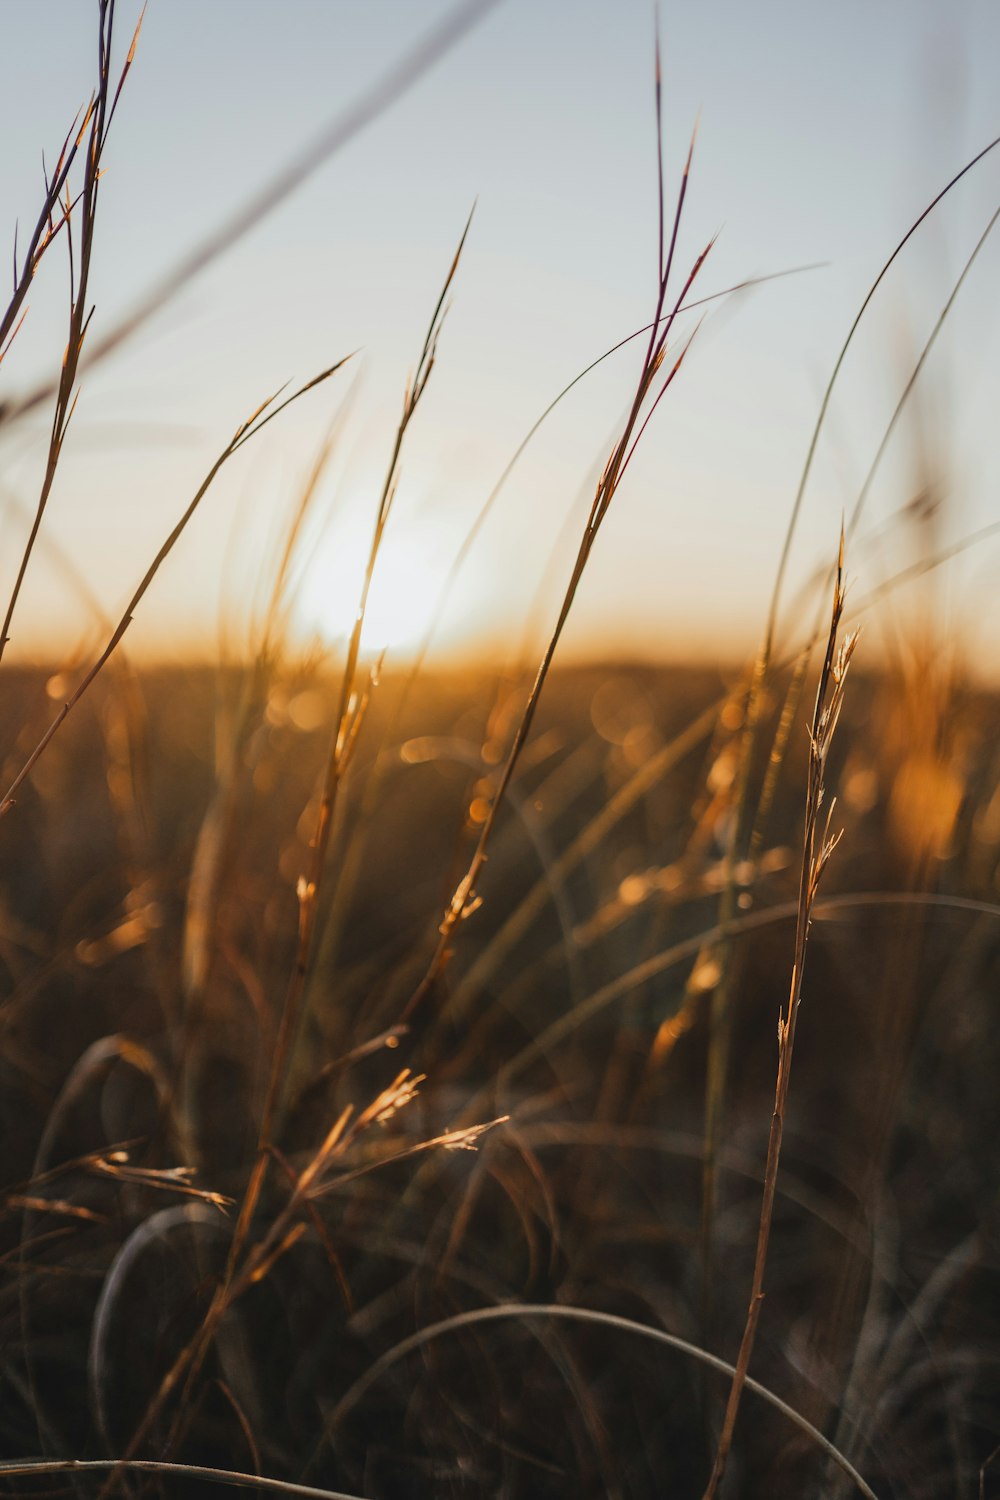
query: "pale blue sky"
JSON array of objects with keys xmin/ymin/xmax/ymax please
[{"xmin": 1, "ymin": 1, "xmax": 998, "ymax": 668}]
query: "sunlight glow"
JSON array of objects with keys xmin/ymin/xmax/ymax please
[{"xmin": 294, "ymin": 505, "xmax": 457, "ymax": 658}]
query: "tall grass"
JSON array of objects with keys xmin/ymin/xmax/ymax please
[{"xmin": 2, "ymin": 6, "xmax": 1000, "ymax": 1499}]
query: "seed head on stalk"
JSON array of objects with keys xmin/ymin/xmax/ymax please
[{"xmin": 702, "ymin": 531, "xmax": 859, "ymax": 1500}]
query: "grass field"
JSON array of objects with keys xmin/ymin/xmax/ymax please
[
  {"xmin": 2, "ymin": 647, "xmax": 998, "ymax": 1498},
  {"xmin": 1, "ymin": 4, "xmax": 999, "ymax": 1497}
]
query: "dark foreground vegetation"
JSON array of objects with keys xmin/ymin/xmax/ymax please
[{"xmin": 1, "ymin": 655, "xmax": 999, "ymax": 1499}]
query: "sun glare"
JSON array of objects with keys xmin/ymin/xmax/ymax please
[{"xmin": 295, "ymin": 506, "xmax": 457, "ymax": 658}]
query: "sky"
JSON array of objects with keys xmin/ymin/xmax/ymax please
[{"xmin": 1, "ymin": 0, "xmax": 999, "ymax": 674}]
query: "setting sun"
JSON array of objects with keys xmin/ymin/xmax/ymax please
[{"xmin": 294, "ymin": 504, "xmax": 455, "ymax": 657}]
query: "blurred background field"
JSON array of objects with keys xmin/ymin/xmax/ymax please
[{"xmin": 2, "ymin": 648, "xmax": 999, "ymax": 1497}]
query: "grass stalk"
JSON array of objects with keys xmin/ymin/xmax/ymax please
[
  {"xmin": 0, "ymin": 361, "xmax": 349, "ymax": 820},
  {"xmin": 699, "ymin": 132, "xmax": 1000, "ymax": 1331},
  {"xmin": 0, "ymin": 0, "xmax": 136, "ymax": 664},
  {"xmin": 701, "ymin": 538, "xmax": 859, "ymax": 1499},
  {"xmin": 322, "ymin": 1302, "xmax": 880, "ymax": 1500},
  {"xmin": 0, "ymin": 0, "xmax": 500, "ymax": 432},
  {"xmin": 97, "ymin": 230, "xmax": 477, "ymax": 1489},
  {"xmin": 399, "ymin": 109, "xmax": 712, "ymax": 1032}
]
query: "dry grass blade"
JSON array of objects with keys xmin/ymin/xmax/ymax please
[
  {"xmin": 0, "ymin": 0, "xmax": 501, "ymax": 430},
  {"xmin": 90, "ymin": 1154, "xmax": 233, "ymax": 1212},
  {"xmin": 443, "ymin": 699, "xmax": 720, "ymax": 1026},
  {"xmin": 397, "ymin": 260, "xmax": 821, "ymax": 678},
  {"xmin": 700, "ymin": 139, "xmax": 1000, "ymax": 1333},
  {"xmin": 701, "ymin": 536, "xmax": 859, "ymax": 1500},
  {"xmin": 0, "ymin": 100, "xmax": 91, "ymax": 363},
  {"xmin": 0, "ymin": 0, "xmax": 123, "ymax": 667},
  {"xmin": 0, "ymin": 1459, "xmax": 367, "ymax": 1500},
  {"xmin": 310, "ymin": 262, "xmax": 819, "ymax": 1034},
  {"xmin": 409, "ymin": 888, "xmax": 1000, "ymax": 1171},
  {"xmin": 981, "ymin": 1442, "xmax": 1000, "ymax": 1500},
  {"xmin": 180, "ymin": 394, "xmax": 355, "ymax": 1016},
  {"xmin": 4, "ymin": 1195, "xmax": 108, "ymax": 1225},
  {"xmin": 307, "ymin": 1115, "xmax": 509, "ymax": 1196},
  {"xmin": 750, "ymin": 197, "xmax": 1000, "ymax": 861},
  {"xmin": 1, "ymin": 1140, "xmax": 143, "ymax": 1205},
  {"xmin": 322, "ymin": 1303, "xmax": 880, "ymax": 1500},
  {"xmin": 0, "ymin": 357, "xmax": 350, "ymax": 819},
  {"xmin": 96, "ymin": 233, "xmax": 474, "ymax": 1488},
  {"xmin": 400, "ymin": 107, "xmax": 713, "ymax": 1031},
  {"xmin": 255, "ymin": 211, "xmax": 473, "ymax": 1160},
  {"xmin": 765, "ymin": 131, "xmax": 1000, "ymax": 661},
  {"xmin": 228, "ymin": 1097, "xmax": 502, "ymax": 1302}
]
